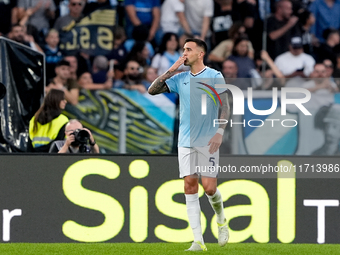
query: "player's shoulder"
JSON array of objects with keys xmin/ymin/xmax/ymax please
[
  {"xmin": 205, "ymin": 66, "xmax": 224, "ymax": 78},
  {"xmin": 171, "ymin": 70, "xmax": 190, "ymax": 80}
]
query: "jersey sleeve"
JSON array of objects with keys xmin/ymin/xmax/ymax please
[
  {"xmin": 165, "ymin": 73, "xmax": 180, "ymax": 93},
  {"xmin": 214, "ymin": 72, "xmax": 227, "ymax": 94}
]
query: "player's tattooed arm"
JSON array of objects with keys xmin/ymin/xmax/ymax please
[
  {"xmin": 218, "ymin": 91, "xmax": 230, "ymax": 130},
  {"xmin": 148, "ymin": 70, "xmax": 174, "ymax": 95},
  {"xmin": 148, "ymin": 56, "xmax": 186, "ymax": 95}
]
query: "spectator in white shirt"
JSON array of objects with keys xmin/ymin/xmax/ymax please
[
  {"xmin": 160, "ymin": 0, "xmax": 192, "ymax": 35},
  {"xmin": 274, "ymin": 36, "xmax": 315, "ymax": 79}
]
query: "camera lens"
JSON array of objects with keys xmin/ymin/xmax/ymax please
[{"xmin": 74, "ymin": 129, "xmax": 90, "ymax": 144}]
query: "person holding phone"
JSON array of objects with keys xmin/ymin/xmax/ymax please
[{"xmin": 274, "ymin": 36, "xmax": 315, "ymax": 79}]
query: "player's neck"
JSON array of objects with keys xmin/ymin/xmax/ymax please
[{"xmin": 190, "ymin": 63, "xmax": 206, "ymax": 75}]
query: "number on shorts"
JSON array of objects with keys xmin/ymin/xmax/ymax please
[{"xmin": 209, "ymin": 157, "xmax": 215, "ymax": 166}]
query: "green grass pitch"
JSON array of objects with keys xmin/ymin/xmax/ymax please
[{"xmin": 0, "ymin": 243, "xmax": 340, "ymax": 255}]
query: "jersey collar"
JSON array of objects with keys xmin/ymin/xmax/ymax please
[{"xmin": 190, "ymin": 66, "xmax": 207, "ymax": 76}]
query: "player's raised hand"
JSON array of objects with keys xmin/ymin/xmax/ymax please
[
  {"xmin": 208, "ymin": 133, "xmax": 223, "ymax": 154},
  {"xmin": 169, "ymin": 56, "xmax": 186, "ymax": 72}
]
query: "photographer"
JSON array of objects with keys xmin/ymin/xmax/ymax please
[{"xmin": 49, "ymin": 119, "xmax": 99, "ymax": 153}]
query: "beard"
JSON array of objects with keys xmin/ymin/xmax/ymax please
[
  {"xmin": 127, "ymin": 73, "xmax": 142, "ymax": 81},
  {"xmin": 13, "ymin": 35, "xmax": 24, "ymax": 43}
]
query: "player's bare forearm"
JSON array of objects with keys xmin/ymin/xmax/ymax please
[
  {"xmin": 218, "ymin": 92, "xmax": 230, "ymax": 129},
  {"xmin": 148, "ymin": 71, "xmax": 174, "ymax": 95},
  {"xmin": 148, "ymin": 56, "xmax": 186, "ymax": 95}
]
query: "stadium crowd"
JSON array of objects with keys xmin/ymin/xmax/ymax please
[{"xmin": 1, "ymin": 0, "xmax": 340, "ymax": 105}]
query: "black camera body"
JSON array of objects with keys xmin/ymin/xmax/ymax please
[{"xmin": 71, "ymin": 129, "xmax": 90, "ymax": 152}]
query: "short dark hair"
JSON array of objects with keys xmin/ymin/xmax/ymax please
[
  {"xmin": 56, "ymin": 59, "xmax": 70, "ymax": 67},
  {"xmin": 323, "ymin": 28, "xmax": 339, "ymax": 40},
  {"xmin": 184, "ymin": 38, "xmax": 208, "ymax": 53}
]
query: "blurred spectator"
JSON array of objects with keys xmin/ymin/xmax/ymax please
[
  {"xmin": 221, "ymin": 59, "xmax": 247, "ymax": 89},
  {"xmin": 0, "ymin": 0, "xmax": 17, "ymax": 36},
  {"xmin": 256, "ymin": 50, "xmax": 285, "ymax": 89},
  {"xmin": 92, "ymin": 55, "xmax": 109, "ymax": 83},
  {"xmin": 44, "ymin": 29, "xmax": 64, "ymax": 81},
  {"xmin": 77, "ymin": 71, "xmax": 113, "ymax": 90},
  {"xmin": 160, "ymin": 0, "xmax": 192, "ymax": 35},
  {"xmin": 17, "ymin": 0, "xmax": 56, "ymax": 36},
  {"xmin": 309, "ymin": 0, "xmax": 340, "ymax": 42},
  {"xmin": 236, "ymin": 0, "xmax": 272, "ymax": 21},
  {"xmin": 49, "ymin": 119, "xmax": 100, "ymax": 153},
  {"xmin": 151, "ymin": 33, "xmax": 183, "ymax": 75},
  {"xmin": 114, "ymin": 60, "xmax": 147, "ymax": 93},
  {"xmin": 211, "ymin": 0, "xmax": 241, "ymax": 47},
  {"xmin": 178, "ymin": 33, "xmax": 191, "ymax": 54},
  {"xmin": 27, "ymin": 89, "xmax": 68, "ymax": 152},
  {"xmin": 323, "ymin": 59, "xmax": 335, "ymax": 82},
  {"xmin": 125, "ymin": 0, "xmax": 161, "ymax": 44},
  {"xmin": 228, "ymin": 36, "xmax": 256, "ymax": 78},
  {"xmin": 259, "ymin": 50, "xmax": 285, "ymax": 77},
  {"xmin": 46, "ymin": 59, "xmax": 79, "ymax": 105},
  {"xmin": 124, "ymin": 25, "xmax": 155, "ymax": 61},
  {"xmin": 274, "ymin": 36, "xmax": 315, "ymax": 79},
  {"xmin": 208, "ymin": 22, "xmax": 254, "ymax": 64},
  {"xmin": 126, "ymin": 41, "xmax": 150, "ymax": 68},
  {"xmin": 142, "ymin": 67, "xmax": 158, "ymax": 89},
  {"xmin": 267, "ymin": 0, "xmax": 299, "ymax": 59},
  {"xmin": 54, "ymin": 0, "xmax": 85, "ymax": 32},
  {"xmin": 315, "ymin": 28, "xmax": 340, "ymax": 66},
  {"xmin": 106, "ymin": 26, "xmax": 128, "ymax": 79},
  {"xmin": 332, "ymin": 54, "xmax": 340, "ymax": 87},
  {"xmin": 64, "ymin": 55, "xmax": 79, "ymax": 80},
  {"xmin": 83, "ymin": 0, "xmax": 111, "ymax": 16},
  {"xmin": 7, "ymin": 23, "xmax": 43, "ymax": 53},
  {"xmin": 303, "ymin": 63, "xmax": 338, "ymax": 93},
  {"xmin": 242, "ymin": 3, "xmax": 264, "ymax": 53},
  {"xmin": 312, "ymin": 104, "xmax": 340, "ymax": 155},
  {"xmin": 296, "ymin": 9, "xmax": 316, "ymax": 56},
  {"xmin": 184, "ymin": 0, "xmax": 214, "ymax": 42}
]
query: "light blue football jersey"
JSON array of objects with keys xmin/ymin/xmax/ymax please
[{"xmin": 166, "ymin": 67, "xmax": 226, "ymax": 147}]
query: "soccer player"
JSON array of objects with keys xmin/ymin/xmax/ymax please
[{"xmin": 148, "ymin": 38, "xmax": 230, "ymax": 251}]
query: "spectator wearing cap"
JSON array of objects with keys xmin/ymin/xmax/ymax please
[
  {"xmin": 46, "ymin": 60, "xmax": 79, "ymax": 105},
  {"xmin": 315, "ymin": 28, "xmax": 340, "ymax": 67},
  {"xmin": 266, "ymin": 0, "xmax": 299, "ymax": 60},
  {"xmin": 274, "ymin": 36, "xmax": 315, "ymax": 80},
  {"xmin": 309, "ymin": 0, "xmax": 340, "ymax": 42}
]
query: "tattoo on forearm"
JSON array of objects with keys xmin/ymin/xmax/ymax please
[
  {"xmin": 148, "ymin": 71, "xmax": 174, "ymax": 95},
  {"xmin": 219, "ymin": 92, "xmax": 230, "ymax": 129}
]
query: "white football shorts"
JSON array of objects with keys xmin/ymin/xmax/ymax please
[{"xmin": 178, "ymin": 146, "xmax": 219, "ymax": 178}]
